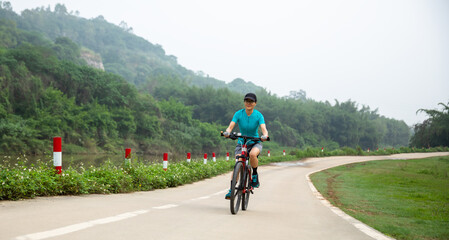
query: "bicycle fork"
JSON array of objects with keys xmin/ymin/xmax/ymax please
[{"xmin": 245, "ymin": 170, "xmax": 254, "ymax": 194}]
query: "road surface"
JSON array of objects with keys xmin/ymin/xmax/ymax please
[{"xmin": 1, "ymin": 152, "xmax": 448, "ymax": 240}]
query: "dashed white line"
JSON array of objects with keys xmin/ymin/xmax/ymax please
[
  {"xmin": 191, "ymin": 196, "xmax": 210, "ymax": 201},
  {"xmin": 188, "ymin": 189, "xmax": 227, "ymax": 202},
  {"xmin": 15, "ymin": 210, "xmax": 149, "ymax": 240},
  {"xmin": 14, "ymin": 191, "xmax": 222, "ymax": 240},
  {"xmin": 152, "ymin": 204, "xmax": 179, "ymax": 210},
  {"xmin": 211, "ymin": 189, "xmax": 228, "ymax": 196}
]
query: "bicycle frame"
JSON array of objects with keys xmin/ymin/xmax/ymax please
[{"xmin": 237, "ymin": 142, "xmax": 252, "ymax": 195}]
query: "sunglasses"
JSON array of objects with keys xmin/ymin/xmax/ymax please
[{"xmin": 244, "ymin": 99, "xmax": 255, "ymax": 103}]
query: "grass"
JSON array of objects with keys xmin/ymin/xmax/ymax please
[{"xmin": 310, "ymin": 156, "xmax": 449, "ymax": 240}]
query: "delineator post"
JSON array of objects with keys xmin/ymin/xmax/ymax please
[
  {"xmin": 163, "ymin": 153, "xmax": 168, "ymax": 171},
  {"xmin": 125, "ymin": 148, "xmax": 131, "ymax": 166},
  {"xmin": 53, "ymin": 137, "xmax": 62, "ymax": 175}
]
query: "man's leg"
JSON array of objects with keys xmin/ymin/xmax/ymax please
[
  {"xmin": 249, "ymin": 148, "xmax": 260, "ymax": 188},
  {"xmin": 249, "ymin": 148, "xmax": 260, "ymax": 168}
]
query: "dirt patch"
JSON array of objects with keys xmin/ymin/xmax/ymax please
[
  {"xmin": 345, "ymin": 207, "xmax": 378, "ymax": 216},
  {"xmin": 345, "ymin": 162, "xmax": 367, "ymax": 169},
  {"xmin": 326, "ymin": 173, "xmax": 342, "ymax": 206}
]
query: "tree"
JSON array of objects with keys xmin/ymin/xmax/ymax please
[
  {"xmin": 410, "ymin": 102, "xmax": 449, "ymax": 147},
  {"xmin": 287, "ymin": 90, "xmax": 307, "ymax": 101},
  {"xmin": 1, "ymin": 1, "xmax": 12, "ymax": 11},
  {"xmin": 54, "ymin": 4, "xmax": 68, "ymax": 15},
  {"xmin": 53, "ymin": 37, "xmax": 83, "ymax": 63}
]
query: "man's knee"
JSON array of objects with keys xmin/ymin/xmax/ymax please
[{"xmin": 249, "ymin": 150, "xmax": 259, "ymax": 159}]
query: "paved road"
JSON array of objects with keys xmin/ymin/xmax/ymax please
[{"xmin": 1, "ymin": 152, "xmax": 448, "ymax": 240}]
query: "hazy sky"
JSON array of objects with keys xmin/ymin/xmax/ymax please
[{"xmin": 10, "ymin": 0, "xmax": 449, "ymax": 126}]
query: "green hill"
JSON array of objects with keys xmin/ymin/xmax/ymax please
[{"xmin": 0, "ymin": 2, "xmax": 412, "ymax": 155}]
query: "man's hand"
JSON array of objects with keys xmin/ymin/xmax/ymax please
[
  {"xmin": 261, "ymin": 135, "xmax": 268, "ymax": 141},
  {"xmin": 223, "ymin": 131, "xmax": 230, "ymax": 138}
]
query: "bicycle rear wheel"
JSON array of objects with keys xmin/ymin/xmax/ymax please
[
  {"xmin": 242, "ymin": 167, "xmax": 252, "ymax": 211},
  {"xmin": 230, "ymin": 162, "xmax": 244, "ymax": 214}
]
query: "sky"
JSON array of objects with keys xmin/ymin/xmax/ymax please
[{"xmin": 10, "ymin": 0, "xmax": 449, "ymax": 126}]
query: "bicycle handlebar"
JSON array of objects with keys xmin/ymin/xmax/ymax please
[{"xmin": 220, "ymin": 131, "xmax": 270, "ymax": 142}]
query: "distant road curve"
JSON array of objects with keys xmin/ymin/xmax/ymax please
[{"xmin": 1, "ymin": 152, "xmax": 448, "ymax": 240}]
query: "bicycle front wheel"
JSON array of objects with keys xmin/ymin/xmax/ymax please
[
  {"xmin": 230, "ymin": 162, "xmax": 244, "ymax": 214},
  {"xmin": 242, "ymin": 167, "xmax": 252, "ymax": 211}
]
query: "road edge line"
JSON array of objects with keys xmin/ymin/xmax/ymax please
[{"xmin": 306, "ymin": 169, "xmax": 395, "ymax": 240}]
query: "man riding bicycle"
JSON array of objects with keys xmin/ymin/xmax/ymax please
[{"xmin": 223, "ymin": 93, "xmax": 269, "ymax": 199}]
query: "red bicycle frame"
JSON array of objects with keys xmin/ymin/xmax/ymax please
[{"xmin": 238, "ymin": 143, "xmax": 253, "ymax": 194}]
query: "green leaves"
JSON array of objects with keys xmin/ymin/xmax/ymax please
[{"xmin": 411, "ymin": 102, "xmax": 449, "ymax": 148}]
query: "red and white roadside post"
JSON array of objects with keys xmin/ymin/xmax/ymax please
[
  {"xmin": 226, "ymin": 152, "xmax": 230, "ymax": 161},
  {"xmin": 163, "ymin": 153, "xmax": 168, "ymax": 171},
  {"xmin": 203, "ymin": 153, "xmax": 207, "ymax": 164},
  {"xmin": 321, "ymin": 147, "xmax": 324, "ymax": 152},
  {"xmin": 283, "ymin": 150, "xmax": 286, "ymax": 156},
  {"xmin": 125, "ymin": 148, "xmax": 131, "ymax": 166},
  {"xmin": 268, "ymin": 150, "xmax": 271, "ymax": 157},
  {"xmin": 187, "ymin": 152, "xmax": 191, "ymax": 163},
  {"xmin": 367, "ymin": 148, "xmax": 370, "ymax": 153},
  {"xmin": 212, "ymin": 152, "xmax": 216, "ymax": 162},
  {"xmin": 53, "ymin": 137, "xmax": 62, "ymax": 175}
]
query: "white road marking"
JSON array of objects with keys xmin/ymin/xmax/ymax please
[
  {"xmin": 186, "ymin": 189, "xmax": 227, "ymax": 202},
  {"xmin": 152, "ymin": 204, "xmax": 179, "ymax": 210},
  {"xmin": 191, "ymin": 196, "xmax": 210, "ymax": 201},
  {"xmin": 306, "ymin": 170, "xmax": 395, "ymax": 240},
  {"xmin": 211, "ymin": 189, "xmax": 228, "ymax": 196},
  {"xmin": 272, "ymin": 162, "xmax": 306, "ymax": 167},
  {"xmin": 14, "ymin": 191, "xmax": 220, "ymax": 240},
  {"xmin": 15, "ymin": 210, "xmax": 149, "ymax": 240}
]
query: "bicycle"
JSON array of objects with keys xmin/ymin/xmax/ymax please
[{"xmin": 221, "ymin": 131, "xmax": 270, "ymax": 214}]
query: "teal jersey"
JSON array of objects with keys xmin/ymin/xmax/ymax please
[{"xmin": 231, "ymin": 109, "xmax": 265, "ymax": 145}]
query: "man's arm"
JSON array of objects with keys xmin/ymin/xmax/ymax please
[
  {"xmin": 260, "ymin": 123, "xmax": 268, "ymax": 140},
  {"xmin": 225, "ymin": 121, "xmax": 236, "ymax": 134}
]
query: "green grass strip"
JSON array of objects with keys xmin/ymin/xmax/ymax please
[{"xmin": 310, "ymin": 156, "xmax": 449, "ymax": 240}]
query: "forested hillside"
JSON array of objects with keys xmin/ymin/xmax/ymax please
[
  {"xmin": 1, "ymin": 2, "xmax": 263, "ymax": 92},
  {"xmin": 0, "ymin": 2, "xmax": 412, "ymax": 155}
]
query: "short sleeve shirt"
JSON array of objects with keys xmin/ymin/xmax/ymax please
[{"xmin": 231, "ymin": 109, "xmax": 265, "ymax": 145}]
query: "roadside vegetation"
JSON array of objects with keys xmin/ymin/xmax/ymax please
[
  {"xmin": 310, "ymin": 156, "xmax": 449, "ymax": 240},
  {"xmin": 2, "ymin": 146, "xmax": 448, "ymax": 201},
  {"xmin": 0, "ymin": 153, "xmax": 297, "ymax": 201}
]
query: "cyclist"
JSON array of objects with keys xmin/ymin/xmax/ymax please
[{"xmin": 223, "ymin": 93, "xmax": 269, "ymax": 199}]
